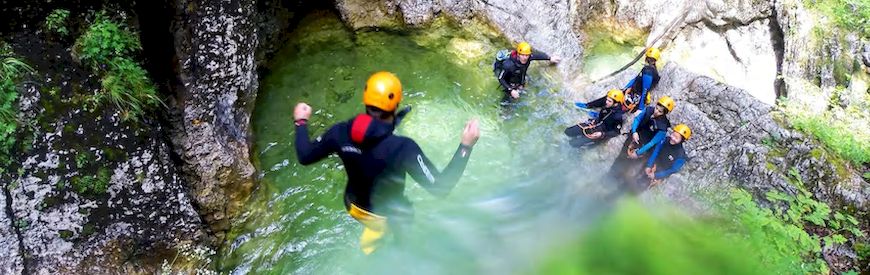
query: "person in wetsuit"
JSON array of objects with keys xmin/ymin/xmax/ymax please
[
  {"xmin": 564, "ymin": 89, "xmax": 626, "ymax": 148},
  {"xmin": 495, "ymin": 42, "xmax": 559, "ymax": 101},
  {"xmin": 293, "ymin": 71, "xmax": 481, "ymax": 255},
  {"xmin": 608, "ymin": 96, "xmax": 675, "ymax": 191},
  {"xmin": 618, "ymin": 47, "xmax": 662, "ymax": 113},
  {"xmin": 634, "ymin": 124, "xmax": 691, "ymax": 189}
]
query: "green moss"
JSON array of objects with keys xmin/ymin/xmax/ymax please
[
  {"xmin": 82, "ymin": 223, "xmax": 95, "ymax": 236},
  {"xmin": 71, "ymin": 167, "xmax": 111, "ymax": 195},
  {"xmin": 58, "ymin": 230, "xmax": 74, "ymax": 239}
]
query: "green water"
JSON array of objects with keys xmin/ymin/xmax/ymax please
[
  {"xmin": 220, "ymin": 11, "xmax": 601, "ymax": 274},
  {"xmin": 220, "ymin": 11, "xmax": 780, "ymax": 275}
]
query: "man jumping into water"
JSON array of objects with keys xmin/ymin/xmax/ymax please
[{"xmin": 293, "ymin": 71, "xmax": 481, "ymax": 254}]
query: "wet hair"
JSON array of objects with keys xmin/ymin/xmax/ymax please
[
  {"xmin": 646, "ymin": 57, "xmax": 657, "ymax": 65},
  {"xmin": 365, "ymin": 106, "xmax": 395, "ymax": 120}
]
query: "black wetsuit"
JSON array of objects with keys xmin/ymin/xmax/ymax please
[
  {"xmin": 564, "ymin": 101, "xmax": 625, "ymax": 148},
  {"xmin": 496, "ymin": 51, "xmax": 551, "ymax": 97},
  {"xmin": 295, "ymin": 114, "xmax": 473, "ymax": 218}
]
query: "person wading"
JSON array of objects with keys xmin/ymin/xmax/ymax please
[
  {"xmin": 565, "ymin": 89, "xmax": 626, "ymax": 148},
  {"xmin": 293, "ymin": 71, "xmax": 481, "ymax": 254},
  {"xmin": 493, "ymin": 42, "xmax": 559, "ymax": 102}
]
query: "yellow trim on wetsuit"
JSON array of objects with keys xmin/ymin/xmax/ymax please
[{"xmin": 348, "ymin": 203, "xmax": 388, "ymax": 255}]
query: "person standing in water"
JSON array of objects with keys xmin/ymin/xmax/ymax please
[
  {"xmin": 493, "ymin": 42, "xmax": 560, "ymax": 102},
  {"xmin": 293, "ymin": 71, "xmax": 481, "ymax": 254}
]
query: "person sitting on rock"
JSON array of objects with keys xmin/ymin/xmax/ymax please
[
  {"xmin": 619, "ymin": 47, "xmax": 661, "ymax": 113},
  {"xmin": 494, "ymin": 42, "xmax": 559, "ymax": 101},
  {"xmin": 635, "ymin": 124, "xmax": 691, "ymax": 189},
  {"xmin": 608, "ymin": 96, "xmax": 674, "ymax": 186},
  {"xmin": 565, "ymin": 89, "xmax": 626, "ymax": 148},
  {"xmin": 293, "ymin": 71, "xmax": 481, "ymax": 255}
]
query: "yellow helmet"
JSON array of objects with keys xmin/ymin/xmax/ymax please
[
  {"xmin": 606, "ymin": 89, "xmax": 625, "ymax": 103},
  {"xmin": 517, "ymin": 42, "xmax": 532, "ymax": 55},
  {"xmin": 657, "ymin": 96, "xmax": 675, "ymax": 113},
  {"xmin": 673, "ymin": 124, "xmax": 692, "ymax": 140},
  {"xmin": 363, "ymin": 71, "xmax": 403, "ymax": 112},
  {"xmin": 645, "ymin": 47, "xmax": 661, "ymax": 61}
]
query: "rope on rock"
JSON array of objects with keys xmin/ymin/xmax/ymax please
[{"xmin": 590, "ymin": 1, "xmax": 696, "ymax": 84}]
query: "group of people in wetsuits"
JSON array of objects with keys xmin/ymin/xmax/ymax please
[{"xmin": 291, "ymin": 42, "xmax": 690, "ymax": 254}]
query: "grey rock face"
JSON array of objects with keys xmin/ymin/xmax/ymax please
[
  {"xmin": 0, "ymin": 187, "xmax": 23, "ymax": 274},
  {"xmin": 5, "ymin": 94, "xmax": 205, "ymax": 273},
  {"xmin": 578, "ymin": 63, "xmax": 869, "ymax": 212},
  {"xmin": 333, "ymin": 0, "xmax": 585, "ymax": 79},
  {"xmin": 170, "ymin": 0, "xmax": 258, "ymax": 234}
]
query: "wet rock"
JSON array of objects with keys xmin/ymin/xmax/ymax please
[
  {"xmin": 0, "ymin": 189, "xmax": 23, "ymax": 274},
  {"xmin": 7, "ymin": 102, "xmax": 206, "ymax": 273},
  {"xmin": 334, "ymin": 0, "xmax": 584, "ymax": 83},
  {"xmin": 169, "ymin": 0, "xmax": 258, "ymax": 235}
]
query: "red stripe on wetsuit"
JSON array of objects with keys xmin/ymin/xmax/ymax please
[{"xmin": 350, "ymin": 114, "xmax": 373, "ymax": 144}]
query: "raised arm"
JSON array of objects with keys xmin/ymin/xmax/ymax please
[
  {"xmin": 402, "ymin": 119, "xmax": 480, "ymax": 198},
  {"xmin": 293, "ymin": 103, "xmax": 339, "ymax": 165}
]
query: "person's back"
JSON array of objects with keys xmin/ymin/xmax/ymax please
[{"xmin": 293, "ymin": 71, "xmax": 480, "ymax": 254}]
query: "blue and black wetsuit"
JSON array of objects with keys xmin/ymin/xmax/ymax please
[
  {"xmin": 645, "ymin": 140, "xmax": 687, "ymax": 179},
  {"xmin": 497, "ymin": 51, "xmax": 551, "ymax": 97},
  {"xmin": 621, "ymin": 64, "xmax": 660, "ymax": 112},
  {"xmin": 607, "ymin": 106, "xmax": 670, "ymax": 185},
  {"xmin": 294, "ymin": 114, "xmax": 473, "ymax": 218},
  {"xmin": 564, "ymin": 101, "xmax": 625, "ymax": 148}
]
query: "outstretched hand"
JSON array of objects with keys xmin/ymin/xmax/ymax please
[
  {"xmin": 550, "ymin": 56, "xmax": 560, "ymax": 64},
  {"xmin": 461, "ymin": 118, "xmax": 481, "ymax": 147},
  {"xmin": 294, "ymin": 103, "xmax": 312, "ymax": 121}
]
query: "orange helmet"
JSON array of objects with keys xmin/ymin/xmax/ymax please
[
  {"xmin": 363, "ymin": 71, "xmax": 403, "ymax": 112},
  {"xmin": 606, "ymin": 89, "xmax": 625, "ymax": 103}
]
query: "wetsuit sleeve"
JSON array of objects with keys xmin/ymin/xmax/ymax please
[
  {"xmin": 623, "ymin": 78, "xmax": 635, "ymax": 90},
  {"xmin": 586, "ymin": 96, "xmax": 608, "ymax": 108},
  {"xmin": 530, "ymin": 51, "xmax": 551, "ymax": 61},
  {"xmin": 295, "ymin": 124, "xmax": 340, "ymax": 165},
  {"xmin": 631, "ymin": 108, "xmax": 648, "ymax": 133},
  {"xmin": 402, "ymin": 142, "xmax": 474, "ymax": 198},
  {"xmin": 638, "ymin": 74, "xmax": 653, "ymax": 110},
  {"xmin": 497, "ymin": 66, "xmax": 512, "ymax": 90},
  {"xmin": 654, "ymin": 158, "xmax": 686, "ymax": 179},
  {"xmin": 636, "ymin": 131, "xmax": 666, "ymax": 156},
  {"xmin": 646, "ymin": 142, "xmax": 665, "ymax": 167}
]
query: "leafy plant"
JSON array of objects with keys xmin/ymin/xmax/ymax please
[
  {"xmin": 93, "ymin": 57, "xmax": 162, "ymax": 121},
  {"xmin": 0, "ymin": 43, "xmax": 33, "ymax": 171},
  {"xmin": 72, "ymin": 12, "xmax": 162, "ymax": 121},
  {"xmin": 72, "ymin": 12, "xmax": 140, "ymax": 67},
  {"xmin": 805, "ymin": 0, "xmax": 870, "ymax": 39},
  {"xmin": 44, "ymin": 9, "xmax": 71, "ymax": 36}
]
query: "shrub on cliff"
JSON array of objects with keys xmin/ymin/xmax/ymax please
[
  {"xmin": 0, "ymin": 43, "xmax": 33, "ymax": 170},
  {"xmin": 73, "ymin": 12, "xmax": 161, "ymax": 121}
]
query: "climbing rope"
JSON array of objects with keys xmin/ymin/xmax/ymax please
[
  {"xmin": 577, "ymin": 109, "xmax": 615, "ymax": 139},
  {"xmin": 590, "ymin": 1, "xmax": 696, "ymax": 84}
]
